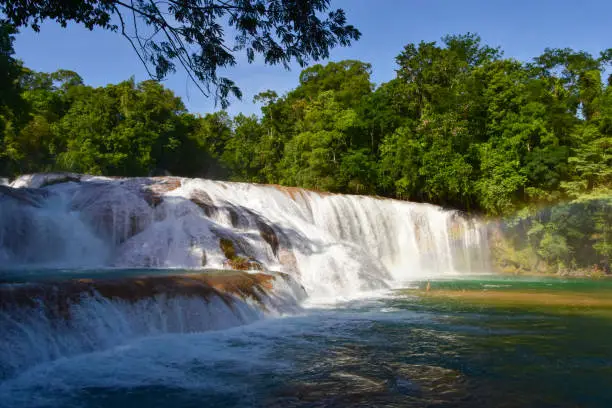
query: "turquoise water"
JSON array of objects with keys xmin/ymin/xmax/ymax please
[
  {"xmin": 0, "ymin": 267, "xmax": 209, "ymax": 283},
  {"xmin": 1, "ymin": 273, "xmax": 612, "ymax": 407}
]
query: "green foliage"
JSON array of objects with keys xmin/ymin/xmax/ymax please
[
  {"xmin": 0, "ymin": 0, "xmax": 360, "ymax": 107},
  {"xmin": 1, "ymin": 69, "xmax": 218, "ymax": 177},
  {"xmin": 0, "ymin": 30, "xmax": 610, "ymax": 273},
  {"xmin": 279, "ymin": 90, "xmax": 358, "ymax": 191},
  {"xmin": 293, "ymin": 60, "xmax": 373, "ymax": 107},
  {"xmin": 0, "ymin": 21, "xmax": 25, "ymax": 173},
  {"xmin": 495, "ymin": 197, "xmax": 611, "ymax": 274}
]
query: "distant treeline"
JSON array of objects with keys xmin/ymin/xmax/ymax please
[{"xmin": 1, "ymin": 27, "xmax": 610, "ymax": 272}]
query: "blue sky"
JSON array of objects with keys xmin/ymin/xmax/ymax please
[{"xmin": 13, "ymin": 0, "xmax": 612, "ymax": 116}]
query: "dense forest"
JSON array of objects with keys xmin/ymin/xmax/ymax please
[{"xmin": 1, "ymin": 25, "xmax": 610, "ymax": 273}]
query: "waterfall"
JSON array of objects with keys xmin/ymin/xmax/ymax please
[
  {"xmin": 0, "ymin": 185, "xmax": 110, "ymax": 267},
  {"xmin": 0, "ymin": 173, "xmax": 490, "ymax": 381},
  {"xmin": 0, "ymin": 272, "xmax": 305, "ymax": 380},
  {"xmin": 1, "ymin": 173, "xmax": 490, "ymax": 293}
]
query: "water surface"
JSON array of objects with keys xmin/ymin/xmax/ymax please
[{"xmin": 1, "ymin": 274, "xmax": 611, "ymax": 407}]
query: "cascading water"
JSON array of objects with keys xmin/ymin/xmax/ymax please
[
  {"xmin": 0, "ymin": 185, "xmax": 110, "ymax": 267},
  {"xmin": 0, "ymin": 173, "xmax": 490, "ymax": 386},
  {"xmin": 1, "ymin": 173, "xmax": 489, "ymax": 291},
  {"xmin": 0, "ymin": 272, "xmax": 305, "ymax": 381}
]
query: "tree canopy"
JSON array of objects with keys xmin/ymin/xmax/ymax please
[
  {"xmin": 1, "ymin": 27, "xmax": 610, "ymax": 273},
  {"xmin": 0, "ymin": 0, "xmax": 360, "ymax": 107}
]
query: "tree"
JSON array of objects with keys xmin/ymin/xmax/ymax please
[
  {"xmin": 0, "ymin": 21, "xmax": 21, "ymax": 110},
  {"xmin": 48, "ymin": 78, "xmax": 203, "ymax": 176},
  {"xmin": 0, "ymin": 0, "xmax": 360, "ymax": 107},
  {"xmin": 291, "ymin": 60, "xmax": 373, "ymax": 107},
  {"xmin": 0, "ymin": 21, "xmax": 25, "ymax": 173},
  {"xmin": 395, "ymin": 33, "xmax": 501, "ymax": 118},
  {"xmin": 279, "ymin": 90, "xmax": 356, "ymax": 191},
  {"xmin": 417, "ymin": 112, "xmax": 474, "ymax": 208},
  {"xmin": 562, "ymin": 87, "xmax": 612, "ymax": 197},
  {"xmin": 220, "ymin": 113, "xmax": 266, "ymax": 182},
  {"xmin": 533, "ymin": 47, "xmax": 612, "ymax": 122},
  {"xmin": 378, "ymin": 125, "xmax": 421, "ymax": 199}
]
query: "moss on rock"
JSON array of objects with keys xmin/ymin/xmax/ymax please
[{"xmin": 220, "ymin": 238, "xmax": 236, "ymax": 259}]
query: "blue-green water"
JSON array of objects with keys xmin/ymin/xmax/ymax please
[
  {"xmin": 1, "ymin": 274, "xmax": 612, "ymax": 407},
  {"xmin": 0, "ymin": 267, "xmax": 209, "ymax": 283}
]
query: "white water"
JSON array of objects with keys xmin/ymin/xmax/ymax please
[
  {"xmin": 0, "ymin": 298, "xmax": 419, "ymax": 408},
  {"xmin": 0, "ymin": 189, "xmax": 109, "ymax": 267},
  {"xmin": 1, "ymin": 174, "xmax": 490, "ymax": 296},
  {"xmin": 0, "ymin": 273, "xmax": 305, "ymax": 381},
  {"xmin": 0, "ymin": 173, "xmax": 489, "ymax": 384},
  {"xmin": 0, "ymin": 173, "xmax": 490, "ymax": 319}
]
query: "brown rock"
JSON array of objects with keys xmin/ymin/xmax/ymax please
[
  {"xmin": 190, "ymin": 189, "xmax": 217, "ymax": 217},
  {"xmin": 256, "ymin": 218, "xmax": 279, "ymax": 256},
  {"xmin": 142, "ymin": 177, "xmax": 182, "ymax": 207},
  {"xmin": 0, "ymin": 271, "xmax": 279, "ymax": 319}
]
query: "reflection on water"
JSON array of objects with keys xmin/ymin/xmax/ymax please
[{"xmin": 1, "ymin": 276, "xmax": 612, "ymax": 407}]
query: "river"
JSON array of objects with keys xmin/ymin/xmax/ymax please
[
  {"xmin": 1, "ymin": 175, "xmax": 610, "ymax": 406},
  {"xmin": 1, "ymin": 272, "xmax": 611, "ymax": 408}
]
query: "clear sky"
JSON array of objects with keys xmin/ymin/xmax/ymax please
[{"xmin": 12, "ymin": 0, "xmax": 612, "ymax": 116}]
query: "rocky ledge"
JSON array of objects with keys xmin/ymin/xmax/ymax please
[{"xmin": 0, "ymin": 270, "xmax": 305, "ymax": 319}]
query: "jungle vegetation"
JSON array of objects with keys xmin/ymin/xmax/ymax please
[{"xmin": 1, "ymin": 25, "xmax": 610, "ymax": 273}]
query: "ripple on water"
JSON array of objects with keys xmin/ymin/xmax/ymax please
[{"xmin": 2, "ymin": 278, "xmax": 612, "ymax": 408}]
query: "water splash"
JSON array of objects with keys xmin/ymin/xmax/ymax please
[
  {"xmin": 0, "ymin": 174, "xmax": 490, "ymax": 387},
  {"xmin": 1, "ymin": 174, "xmax": 490, "ymax": 294},
  {"xmin": 0, "ymin": 271, "xmax": 305, "ymax": 380},
  {"xmin": 0, "ymin": 185, "xmax": 109, "ymax": 267}
]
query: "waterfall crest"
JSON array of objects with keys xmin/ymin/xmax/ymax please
[{"xmin": 1, "ymin": 173, "xmax": 489, "ymax": 294}]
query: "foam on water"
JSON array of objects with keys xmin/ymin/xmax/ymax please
[
  {"xmin": 2, "ymin": 174, "xmax": 489, "ymax": 295},
  {"xmin": 0, "ymin": 272, "xmax": 305, "ymax": 381},
  {"xmin": 0, "ymin": 293, "xmax": 428, "ymax": 408},
  {"xmin": 0, "ymin": 173, "xmax": 490, "ymax": 392}
]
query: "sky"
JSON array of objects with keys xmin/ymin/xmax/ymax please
[{"xmin": 12, "ymin": 0, "xmax": 612, "ymax": 116}]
